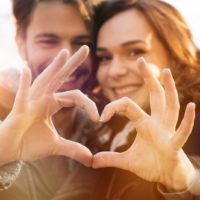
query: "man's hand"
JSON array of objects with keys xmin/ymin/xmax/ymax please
[{"xmin": 0, "ymin": 46, "xmax": 99, "ymax": 167}]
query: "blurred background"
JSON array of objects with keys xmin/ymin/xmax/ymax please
[{"xmin": 0, "ymin": 0, "xmax": 200, "ymax": 68}]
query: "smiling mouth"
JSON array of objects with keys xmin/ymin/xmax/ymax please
[
  {"xmin": 59, "ymin": 76, "xmax": 82, "ymax": 91},
  {"xmin": 113, "ymin": 84, "xmax": 143, "ymax": 96},
  {"xmin": 58, "ymin": 66, "xmax": 90, "ymax": 91}
]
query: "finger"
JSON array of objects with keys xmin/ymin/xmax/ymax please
[
  {"xmin": 55, "ymin": 90, "xmax": 99, "ymax": 122},
  {"xmin": 47, "ymin": 45, "xmax": 89, "ymax": 92},
  {"xmin": 13, "ymin": 67, "xmax": 32, "ymax": 111},
  {"xmin": 53, "ymin": 137, "xmax": 92, "ymax": 167},
  {"xmin": 93, "ymin": 151, "xmax": 126, "ymax": 169},
  {"xmin": 100, "ymin": 97, "xmax": 147, "ymax": 124},
  {"xmin": 171, "ymin": 103, "xmax": 195, "ymax": 150},
  {"xmin": 163, "ymin": 69, "xmax": 180, "ymax": 130},
  {"xmin": 137, "ymin": 58, "xmax": 165, "ymax": 118},
  {"xmin": 30, "ymin": 49, "xmax": 69, "ymax": 96}
]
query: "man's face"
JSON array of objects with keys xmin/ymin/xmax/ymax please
[{"xmin": 18, "ymin": 1, "xmax": 92, "ymax": 92}]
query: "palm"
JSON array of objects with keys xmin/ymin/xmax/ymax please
[
  {"xmin": 123, "ymin": 119, "xmax": 179, "ymax": 182},
  {"xmin": 10, "ymin": 95, "xmax": 61, "ymax": 161}
]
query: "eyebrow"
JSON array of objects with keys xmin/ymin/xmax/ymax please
[
  {"xmin": 35, "ymin": 33, "xmax": 59, "ymax": 40},
  {"xmin": 35, "ymin": 33, "xmax": 91, "ymax": 40},
  {"xmin": 121, "ymin": 40, "xmax": 147, "ymax": 47},
  {"xmin": 96, "ymin": 40, "xmax": 146, "ymax": 52}
]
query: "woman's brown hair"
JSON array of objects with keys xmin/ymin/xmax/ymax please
[{"xmin": 93, "ymin": 0, "xmax": 200, "ymax": 108}]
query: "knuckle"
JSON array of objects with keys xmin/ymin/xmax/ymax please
[
  {"xmin": 122, "ymin": 97, "xmax": 132, "ymax": 107},
  {"xmin": 104, "ymin": 104, "xmax": 111, "ymax": 112},
  {"xmin": 73, "ymin": 89, "xmax": 83, "ymax": 97}
]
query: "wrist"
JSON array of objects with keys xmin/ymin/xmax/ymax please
[{"xmin": 161, "ymin": 152, "xmax": 196, "ymax": 192}]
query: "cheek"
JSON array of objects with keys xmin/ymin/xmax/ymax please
[
  {"xmin": 26, "ymin": 39, "xmax": 60, "ymax": 65},
  {"xmin": 26, "ymin": 50, "xmax": 54, "ymax": 79},
  {"xmin": 83, "ymin": 56, "xmax": 92, "ymax": 74},
  {"xmin": 96, "ymin": 67, "xmax": 107, "ymax": 85}
]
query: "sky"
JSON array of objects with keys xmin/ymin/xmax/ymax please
[{"xmin": 0, "ymin": 0, "xmax": 200, "ymax": 68}]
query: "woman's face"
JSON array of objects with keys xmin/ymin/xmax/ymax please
[{"xmin": 96, "ymin": 9, "xmax": 171, "ymax": 110}]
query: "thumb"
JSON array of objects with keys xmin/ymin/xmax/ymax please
[
  {"xmin": 92, "ymin": 151, "xmax": 124, "ymax": 169},
  {"xmin": 53, "ymin": 137, "xmax": 93, "ymax": 167}
]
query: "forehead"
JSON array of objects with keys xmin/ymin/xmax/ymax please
[
  {"xmin": 26, "ymin": 1, "xmax": 88, "ymax": 37},
  {"xmin": 97, "ymin": 9, "xmax": 155, "ymax": 47}
]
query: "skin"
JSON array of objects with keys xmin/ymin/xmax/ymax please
[
  {"xmin": 17, "ymin": 1, "xmax": 92, "ymax": 92},
  {"xmin": 0, "ymin": 1, "xmax": 98, "ymax": 168},
  {"xmin": 93, "ymin": 9, "xmax": 197, "ymax": 191},
  {"xmin": 14, "ymin": 1, "xmax": 93, "ymax": 137},
  {"xmin": 96, "ymin": 9, "xmax": 170, "ymax": 110},
  {"xmin": 0, "ymin": 46, "xmax": 99, "ymax": 167},
  {"xmin": 3, "ymin": 1, "xmax": 197, "ymax": 193}
]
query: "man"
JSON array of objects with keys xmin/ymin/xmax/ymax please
[
  {"xmin": 0, "ymin": 0, "xmax": 97, "ymax": 199},
  {"xmin": 1, "ymin": 1, "xmax": 199, "ymax": 200}
]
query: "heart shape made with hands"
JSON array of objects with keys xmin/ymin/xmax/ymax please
[
  {"xmin": 54, "ymin": 56, "xmax": 196, "ymax": 190},
  {"xmin": 0, "ymin": 46, "xmax": 195, "ymax": 190}
]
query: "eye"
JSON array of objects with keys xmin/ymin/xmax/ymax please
[
  {"xmin": 40, "ymin": 40, "xmax": 57, "ymax": 44},
  {"xmin": 73, "ymin": 37, "xmax": 93, "ymax": 51},
  {"xmin": 73, "ymin": 41, "xmax": 93, "ymax": 48},
  {"xmin": 72, "ymin": 43, "xmax": 90, "ymax": 53},
  {"xmin": 36, "ymin": 39, "xmax": 59, "ymax": 48},
  {"xmin": 127, "ymin": 49, "xmax": 146, "ymax": 59}
]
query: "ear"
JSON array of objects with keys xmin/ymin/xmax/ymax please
[{"xmin": 15, "ymin": 32, "xmax": 27, "ymax": 61}]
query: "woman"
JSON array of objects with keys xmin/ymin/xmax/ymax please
[
  {"xmin": 85, "ymin": 0, "xmax": 200, "ymax": 199},
  {"xmin": 0, "ymin": 45, "xmax": 99, "ymax": 190}
]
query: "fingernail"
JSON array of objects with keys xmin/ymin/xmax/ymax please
[
  {"xmin": 57, "ymin": 48, "xmax": 69, "ymax": 57},
  {"xmin": 137, "ymin": 57, "xmax": 145, "ymax": 63},
  {"xmin": 79, "ymin": 45, "xmax": 89, "ymax": 53},
  {"xmin": 163, "ymin": 68, "xmax": 170, "ymax": 74}
]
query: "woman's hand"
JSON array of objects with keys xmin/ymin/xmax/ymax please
[
  {"xmin": 0, "ymin": 45, "xmax": 99, "ymax": 167},
  {"xmin": 93, "ymin": 58, "xmax": 196, "ymax": 191}
]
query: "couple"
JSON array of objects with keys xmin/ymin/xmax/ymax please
[{"xmin": 0, "ymin": 0, "xmax": 200, "ymax": 199}]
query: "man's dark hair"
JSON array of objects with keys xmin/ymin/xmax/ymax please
[{"xmin": 12, "ymin": 0, "xmax": 94, "ymax": 38}]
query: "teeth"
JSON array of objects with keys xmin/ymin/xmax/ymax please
[{"xmin": 114, "ymin": 85, "xmax": 140, "ymax": 95}]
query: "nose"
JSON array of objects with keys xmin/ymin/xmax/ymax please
[{"xmin": 108, "ymin": 56, "xmax": 128, "ymax": 78}]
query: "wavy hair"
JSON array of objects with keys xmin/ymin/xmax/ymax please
[{"xmin": 92, "ymin": 0, "xmax": 200, "ymax": 109}]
